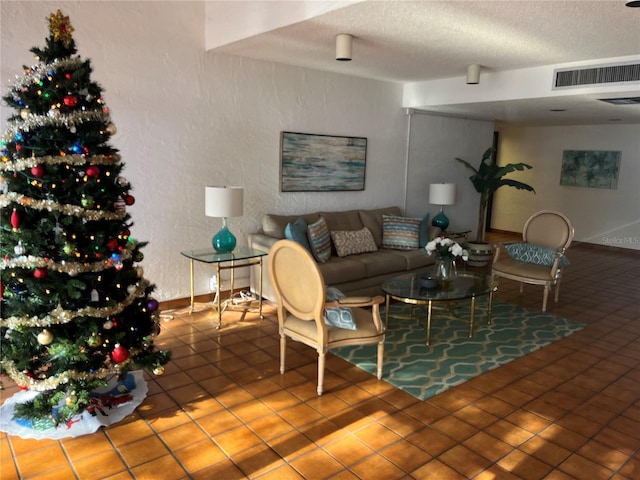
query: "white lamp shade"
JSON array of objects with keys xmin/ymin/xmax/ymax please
[
  {"xmin": 429, "ymin": 183, "xmax": 456, "ymax": 206},
  {"xmin": 205, "ymin": 186, "xmax": 243, "ymax": 218}
]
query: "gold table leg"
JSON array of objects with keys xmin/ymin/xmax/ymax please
[
  {"xmin": 189, "ymin": 259, "xmax": 195, "ymax": 314},
  {"xmin": 469, "ymin": 296, "xmax": 476, "ymax": 337},
  {"xmin": 258, "ymin": 257, "xmax": 264, "ymax": 319},
  {"xmin": 216, "ymin": 263, "xmax": 222, "ymax": 328},
  {"xmin": 426, "ymin": 300, "xmax": 433, "ymax": 346},
  {"xmin": 487, "ymin": 289, "xmax": 495, "ymax": 325},
  {"xmin": 385, "ymin": 294, "xmax": 391, "ymax": 328}
]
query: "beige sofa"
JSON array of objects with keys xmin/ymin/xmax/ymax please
[{"xmin": 248, "ymin": 206, "xmax": 439, "ymax": 302}]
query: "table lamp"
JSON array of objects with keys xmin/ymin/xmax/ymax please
[
  {"xmin": 429, "ymin": 183, "xmax": 456, "ymax": 231},
  {"xmin": 205, "ymin": 186, "xmax": 243, "ymax": 252}
]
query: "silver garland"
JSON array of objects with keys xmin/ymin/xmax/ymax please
[
  {"xmin": 1, "ymin": 110, "xmax": 111, "ymax": 144},
  {"xmin": 0, "ymin": 153, "xmax": 120, "ymax": 172},
  {"xmin": 0, "ymin": 192, "xmax": 126, "ymax": 221}
]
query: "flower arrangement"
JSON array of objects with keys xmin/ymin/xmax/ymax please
[{"xmin": 425, "ymin": 236, "xmax": 468, "ymax": 261}]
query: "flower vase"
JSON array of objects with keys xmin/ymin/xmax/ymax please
[{"xmin": 434, "ymin": 256, "xmax": 457, "ymax": 286}]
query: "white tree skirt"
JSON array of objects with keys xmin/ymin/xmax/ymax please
[{"xmin": 0, "ymin": 370, "xmax": 147, "ymax": 439}]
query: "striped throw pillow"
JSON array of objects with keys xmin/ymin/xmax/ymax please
[
  {"xmin": 382, "ymin": 214, "xmax": 420, "ymax": 250},
  {"xmin": 307, "ymin": 216, "xmax": 331, "ymax": 262}
]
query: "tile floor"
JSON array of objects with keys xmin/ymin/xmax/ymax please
[{"xmin": 1, "ymin": 233, "xmax": 639, "ymax": 479}]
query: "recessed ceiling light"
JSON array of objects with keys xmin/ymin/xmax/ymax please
[{"xmin": 549, "ymin": 109, "xmax": 566, "ymax": 112}]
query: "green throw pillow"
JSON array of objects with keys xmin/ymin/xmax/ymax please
[
  {"xmin": 505, "ymin": 242, "xmax": 570, "ymax": 268},
  {"xmin": 284, "ymin": 217, "xmax": 311, "ymax": 252}
]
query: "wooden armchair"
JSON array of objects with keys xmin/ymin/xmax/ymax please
[
  {"xmin": 268, "ymin": 240, "xmax": 385, "ymax": 395},
  {"xmin": 491, "ymin": 211, "xmax": 574, "ymax": 312}
]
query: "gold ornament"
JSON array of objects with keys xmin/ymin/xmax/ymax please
[
  {"xmin": 66, "ymin": 392, "xmax": 77, "ymax": 406},
  {"xmin": 49, "ymin": 10, "xmax": 74, "ymax": 47},
  {"xmin": 105, "ymin": 123, "xmax": 117, "ymax": 135},
  {"xmin": 153, "ymin": 365, "xmax": 165, "ymax": 376},
  {"xmin": 87, "ymin": 333, "xmax": 101, "ymax": 348},
  {"xmin": 37, "ymin": 329, "xmax": 54, "ymax": 345}
]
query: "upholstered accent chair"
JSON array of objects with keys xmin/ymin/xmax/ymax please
[
  {"xmin": 268, "ymin": 239, "xmax": 385, "ymax": 395},
  {"xmin": 491, "ymin": 211, "xmax": 574, "ymax": 312}
]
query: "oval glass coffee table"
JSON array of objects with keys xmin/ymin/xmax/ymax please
[{"xmin": 381, "ymin": 271, "xmax": 498, "ymax": 346}]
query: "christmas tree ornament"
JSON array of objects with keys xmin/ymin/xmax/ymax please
[
  {"xmin": 87, "ymin": 333, "xmax": 101, "ymax": 348},
  {"xmin": 106, "ymin": 238, "xmax": 118, "ymax": 251},
  {"xmin": 20, "ymin": 108, "xmax": 31, "ymax": 119},
  {"xmin": 66, "ymin": 392, "xmax": 77, "ymax": 407},
  {"xmin": 90, "ymin": 289, "xmax": 99, "ymax": 302},
  {"xmin": 102, "ymin": 319, "xmax": 114, "ymax": 330},
  {"xmin": 133, "ymin": 251, "xmax": 144, "ymax": 262},
  {"xmin": 105, "ymin": 123, "xmax": 117, "ymax": 135},
  {"xmin": 14, "ymin": 241, "xmax": 26, "ymax": 255},
  {"xmin": 111, "ymin": 344, "xmax": 129, "ymax": 363},
  {"xmin": 86, "ymin": 164, "xmax": 100, "ymax": 178},
  {"xmin": 63, "ymin": 242, "xmax": 75, "ymax": 255},
  {"xmin": 146, "ymin": 299, "xmax": 159, "ymax": 312},
  {"xmin": 11, "ymin": 208, "xmax": 20, "ymax": 229},
  {"xmin": 153, "ymin": 365, "xmax": 165, "ymax": 376},
  {"xmin": 63, "ymin": 94, "xmax": 78, "ymax": 107},
  {"xmin": 124, "ymin": 194, "xmax": 135, "ymax": 206},
  {"xmin": 31, "ymin": 164, "xmax": 46, "ymax": 177},
  {"xmin": 34, "ymin": 267, "xmax": 48, "ymax": 279},
  {"xmin": 37, "ymin": 329, "xmax": 54, "ymax": 345},
  {"xmin": 0, "ymin": 281, "xmax": 4, "ymax": 298},
  {"xmin": 81, "ymin": 196, "xmax": 95, "ymax": 208}
]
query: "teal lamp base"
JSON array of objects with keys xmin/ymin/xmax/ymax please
[
  {"xmin": 431, "ymin": 208, "xmax": 450, "ymax": 231},
  {"xmin": 212, "ymin": 222, "xmax": 236, "ymax": 253}
]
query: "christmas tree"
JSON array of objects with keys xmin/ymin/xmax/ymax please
[{"xmin": 0, "ymin": 10, "xmax": 170, "ymax": 426}]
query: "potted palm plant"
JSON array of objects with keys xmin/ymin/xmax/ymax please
[{"xmin": 455, "ymin": 147, "xmax": 535, "ymax": 266}]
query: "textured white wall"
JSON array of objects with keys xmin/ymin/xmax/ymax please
[
  {"xmin": 494, "ymin": 124, "xmax": 640, "ymax": 250},
  {"xmin": 1, "ymin": 1, "xmax": 407, "ymax": 300}
]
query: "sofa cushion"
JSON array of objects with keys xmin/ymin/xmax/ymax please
[
  {"xmin": 323, "ymin": 287, "xmax": 356, "ymax": 330},
  {"xmin": 506, "ymin": 242, "xmax": 570, "ymax": 268},
  {"xmin": 385, "ymin": 248, "xmax": 433, "ymax": 270},
  {"xmin": 382, "ymin": 215, "xmax": 421, "ymax": 250},
  {"xmin": 307, "ymin": 216, "xmax": 332, "ymax": 263},
  {"xmin": 320, "ymin": 209, "xmax": 364, "ymax": 232},
  {"xmin": 319, "ymin": 256, "xmax": 367, "ymax": 285},
  {"xmin": 263, "ymin": 213, "xmax": 320, "ymax": 239},
  {"xmin": 284, "ymin": 218, "xmax": 312, "ymax": 252},
  {"xmin": 359, "ymin": 206, "xmax": 403, "ymax": 247},
  {"xmin": 330, "ymin": 227, "xmax": 378, "ymax": 257},
  {"xmin": 357, "ymin": 250, "xmax": 408, "ymax": 277}
]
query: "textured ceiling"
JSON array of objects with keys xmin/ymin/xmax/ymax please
[{"xmin": 210, "ymin": 0, "xmax": 640, "ymax": 126}]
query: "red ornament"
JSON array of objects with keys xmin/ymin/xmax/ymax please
[
  {"xmin": 34, "ymin": 267, "xmax": 48, "ymax": 279},
  {"xmin": 124, "ymin": 195, "xmax": 135, "ymax": 206},
  {"xmin": 111, "ymin": 344, "xmax": 129, "ymax": 363},
  {"xmin": 106, "ymin": 238, "xmax": 118, "ymax": 251},
  {"xmin": 31, "ymin": 164, "xmax": 46, "ymax": 177},
  {"xmin": 0, "ymin": 281, "xmax": 4, "ymax": 298},
  {"xmin": 86, "ymin": 165, "xmax": 100, "ymax": 178},
  {"xmin": 63, "ymin": 95, "xmax": 78, "ymax": 107},
  {"xmin": 11, "ymin": 209, "xmax": 20, "ymax": 229}
]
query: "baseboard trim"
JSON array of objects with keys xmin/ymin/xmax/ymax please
[{"xmin": 159, "ymin": 289, "xmax": 244, "ymax": 312}]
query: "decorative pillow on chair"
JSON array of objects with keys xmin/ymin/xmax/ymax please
[
  {"xmin": 284, "ymin": 218, "xmax": 312, "ymax": 252},
  {"xmin": 506, "ymin": 242, "xmax": 570, "ymax": 268},
  {"xmin": 307, "ymin": 216, "xmax": 332, "ymax": 263},
  {"xmin": 382, "ymin": 214, "xmax": 421, "ymax": 250},
  {"xmin": 330, "ymin": 227, "xmax": 378, "ymax": 257},
  {"xmin": 324, "ymin": 286, "xmax": 356, "ymax": 330}
]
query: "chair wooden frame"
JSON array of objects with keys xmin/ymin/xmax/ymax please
[
  {"xmin": 268, "ymin": 239, "xmax": 385, "ymax": 395},
  {"xmin": 491, "ymin": 210, "xmax": 574, "ymax": 312}
]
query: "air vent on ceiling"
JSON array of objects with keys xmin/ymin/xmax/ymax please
[
  {"xmin": 553, "ymin": 62, "xmax": 640, "ymax": 89},
  {"xmin": 598, "ymin": 97, "xmax": 640, "ymax": 105}
]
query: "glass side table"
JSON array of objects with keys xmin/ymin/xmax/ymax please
[{"xmin": 180, "ymin": 247, "xmax": 268, "ymax": 328}]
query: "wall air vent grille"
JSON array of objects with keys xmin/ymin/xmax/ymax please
[{"xmin": 554, "ymin": 62, "xmax": 640, "ymax": 89}]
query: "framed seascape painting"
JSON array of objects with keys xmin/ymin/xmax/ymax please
[
  {"xmin": 560, "ymin": 150, "xmax": 621, "ymax": 189},
  {"xmin": 280, "ymin": 132, "xmax": 367, "ymax": 192}
]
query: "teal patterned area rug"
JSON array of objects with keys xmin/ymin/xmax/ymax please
[{"xmin": 332, "ymin": 301, "xmax": 584, "ymax": 401}]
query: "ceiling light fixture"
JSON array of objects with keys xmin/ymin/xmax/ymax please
[
  {"xmin": 336, "ymin": 34, "xmax": 352, "ymax": 61},
  {"xmin": 625, "ymin": 1, "xmax": 640, "ymax": 7},
  {"xmin": 466, "ymin": 64, "xmax": 481, "ymax": 84}
]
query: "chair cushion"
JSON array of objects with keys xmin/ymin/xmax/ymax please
[
  {"xmin": 307, "ymin": 216, "xmax": 332, "ymax": 263},
  {"xmin": 284, "ymin": 218, "xmax": 312, "ymax": 252},
  {"xmin": 330, "ymin": 227, "xmax": 378, "ymax": 257},
  {"xmin": 506, "ymin": 242, "xmax": 570, "ymax": 268},
  {"xmin": 382, "ymin": 214, "xmax": 420, "ymax": 250},
  {"xmin": 323, "ymin": 287, "xmax": 356, "ymax": 330}
]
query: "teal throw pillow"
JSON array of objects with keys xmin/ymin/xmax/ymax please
[
  {"xmin": 382, "ymin": 214, "xmax": 420, "ymax": 250},
  {"xmin": 418, "ymin": 213, "xmax": 430, "ymax": 248},
  {"xmin": 505, "ymin": 242, "xmax": 570, "ymax": 268},
  {"xmin": 307, "ymin": 216, "xmax": 331, "ymax": 263},
  {"xmin": 284, "ymin": 217, "xmax": 311, "ymax": 252},
  {"xmin": 324, "ymin": 287, "xmax": 356, "ymax": 330}
]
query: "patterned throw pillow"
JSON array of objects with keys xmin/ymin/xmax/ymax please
[
  {"xmin": 324, "ymin": 286, "xmax": 356, "ymax": 330},
  {"xmin": 382, "ymin": 214, "xmax": 421, "ymax": 250},
  {"xmin": 330, "ymin": 227, "xmax": 378, "ymax": 257},
  {"xmin": 284, "ymin": 217, "xmax": 311, "ymax": 252},
  {"xmin": 505, "ymin": 242, "xmax": 570, "ymax": 268},
  {"xmin": 307, "ymin": 216, "xmax": 331, "ymax": 263}
]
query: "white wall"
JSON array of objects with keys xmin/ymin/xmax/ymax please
[
  {"xmin": 494, "ymin": 124, "xmax": 640, "ymax": 250},
  {"xmin": 405, "ymin": 113, "xmax": 495, "ymax": 238},
  {"xmin": 1, "ymin": 1, "xmax": 408, "ymax": 300}
]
